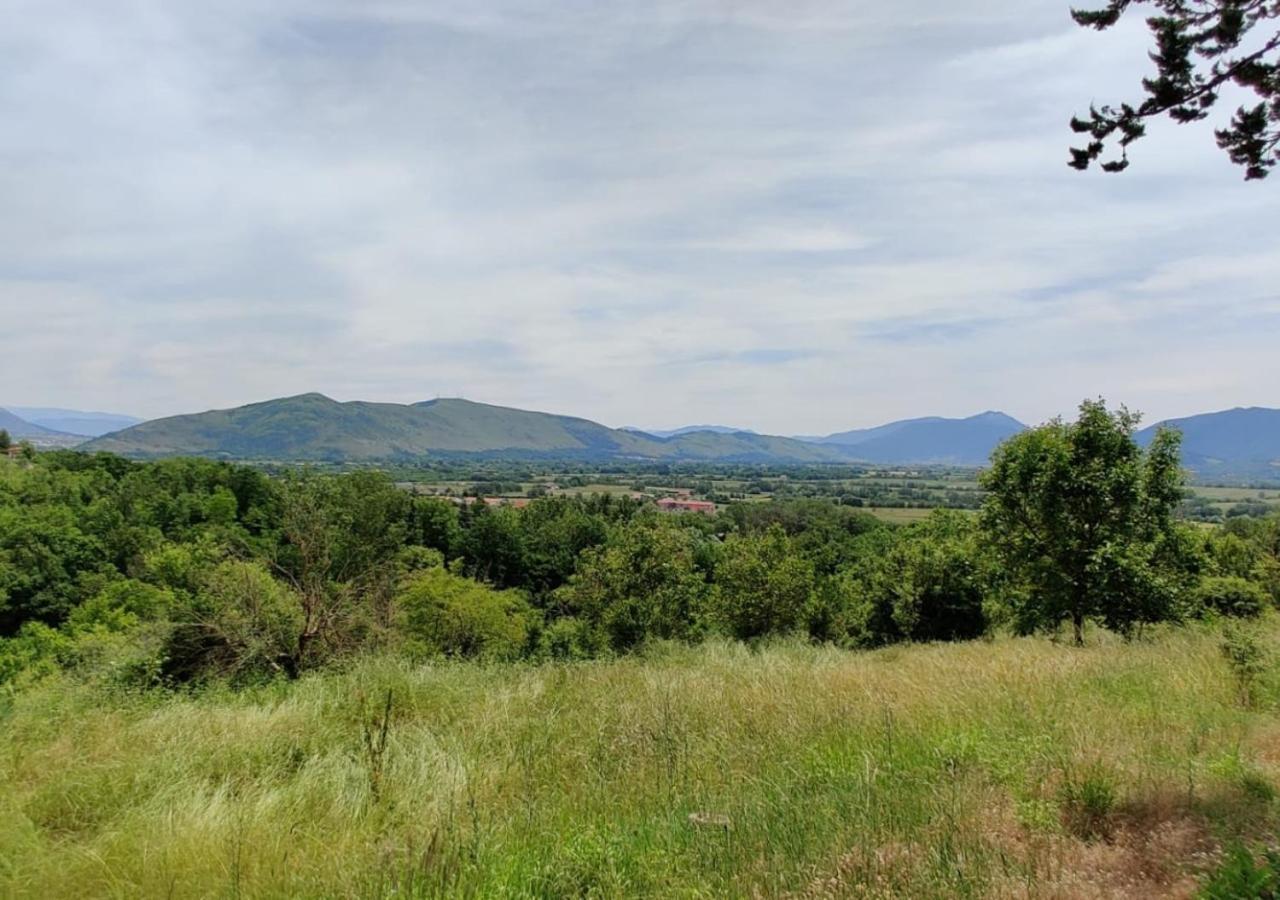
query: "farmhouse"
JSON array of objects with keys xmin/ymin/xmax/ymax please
[{"xmin": 655, "ymin": 497, "xmax": 716, "ymax": 514}]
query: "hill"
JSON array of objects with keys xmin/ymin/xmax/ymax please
[
  {"xmin": 1138, "ymin": 406, "xmax": 1280, "ymax": 480},
  {"xmin": 83, "ymin": 394, "xmax": 845, "ymax": 463},
  {"xmin": 9, "ymin": 407, "xmax": 143, "ymax": 437},
  {"xmin": 0, "ymin": 408, "xmax": 75, "ymax": 441},
  {"xmin": 624, "ymin": 425, "xmax": 757, "ymax": 439},
  {"xmin": 804, "ymin": 411, "xmax": 1027, "ymax": 466}
]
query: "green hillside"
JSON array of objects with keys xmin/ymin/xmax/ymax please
[{"xmin": 82, "ymin": 394, "xmax": 846, "ymax": 463}]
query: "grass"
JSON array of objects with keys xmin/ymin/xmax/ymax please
[{"xmin": 2, "ymin": 625, "xmax": 1279, "ymax": 898}]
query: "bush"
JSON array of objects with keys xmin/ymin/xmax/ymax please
[
  {"xmin": 396, "ymin": 568, "xmax": 534, "ymax": 661},
  {"xmin": 1201, "ymin": 844, "xmax": 1280, "ymax": 899},
  {"xmin": 824, "ymin": 512, "xmax": 987, "ymax": 648},
  {"xmin": 1196, "ymin": 576, "xmax": 1269, "ymax": 619},
  {"xmin": 538, "ymin": 616, "xmax": 606, "ymax": 661},
  {"xmin": 711, "ymin": 525, "xmax": 814, "ymax": 641},
  {"xmin": 0, "ymin": 622, "xmax": 73, "ymax": 686},
  {"xmin": 164, "ymin": 560, "xmax": 305, "ymax": 682},
  {"xmin": 1221, "ymin": 622, "xmax": 1269, "ymax": 708},
  {"xmin": 66, "ymin": 580, "xmax": 174, "ymax": 634}
]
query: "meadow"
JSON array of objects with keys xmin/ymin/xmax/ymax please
[{"xmin": 3, "ymin": 624, "xmax": 1278, "ymax": 898}]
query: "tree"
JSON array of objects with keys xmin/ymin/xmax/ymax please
[
  {"xmin": 980, "ymin": 399, "xmax": 1189, "ymax": 644},
  {"xmin": 1070, "ymin": 1, "xmax": 1280, "ymax": 179},
  {"xmin": 822, "ymin": 512, "xmax": 988, "ymax": 648},
  {"xmin": 712, "ymin": 524, "xmax": 815, "ymax": 640},
  {"xmin": 555, "ymin": 517, "xmax": 710, "ymax": 651},
  {"xmin": 0, "ymin": 429, "xmax": 10, "ymax": 452}
]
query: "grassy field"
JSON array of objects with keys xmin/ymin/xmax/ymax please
[{"xmin": 2, "ymin": 626, "xmax": 1279, "ymax": 898}]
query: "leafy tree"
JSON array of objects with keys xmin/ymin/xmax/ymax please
[
  {"xmin": 981, "ymin": 399, "xmax": 1189, "ymax": 644},
  {"xmin": 555, "ymin": 517, "xmax": 710, "ymax": 651},
  {"xmin": 1070, "ymin": 1, "xmax": 1280, "ymax": 179},
  {"xmin": 0, "ymin": 429, "xmax": 10, "ymax": 451},
  {"xmin": 396, "ymin": 567, "xmax": 534, "ymax": 661},
  {"xmin": 822, "ymin": 512, "xmax": 987, "ymax": 648},
  {"xmin": 712, "ymin": 524, "xmax": 815, "ymax": 640},
  {"xmin": 460, "ymin": 503, "xmax": 528, "ymax": 588}
]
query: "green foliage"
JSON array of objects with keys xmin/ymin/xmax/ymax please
[
  {"xmin": 712, "ymin": 525, "xmax": 815, "ymax": 640},
  {"xmin": 1071, "ymin": 1, "xmax": 1280, "ymax": 180},
  {"xmin": 396, "ymin": 567, "xmax": 534, "ymax": 661},
  {"xmin": 1201, "ymin": 844, "xmax": 1280, "ymax": 899},
  {"xmin": 1220, "ymin": 622, "xmax": 1269, "ymax": 708},
  {"xmin": 1057, "ymin": 764, "xmax": 1118, "ymax": 841},
  {"xmin": 981, "ymin": 399, "xmax": 1190, "ymax": 644},
  {"xmin": 556, "ymin": 517, "xmax": 711, "ymax": 651},
  {"xmin": 1197, "ymin": 576, "xmax": 1270, "ymax": 619},
  {"xmin": 67, "ymin": 580, "xmax": 174, "ymax": 634},
  {"xmin": 165, "ymin": 560, "xmax": 305, "ymax": 682},
  {"xmin": 821, "ymin": 511, "xmax": 988, "ymax": 647}
]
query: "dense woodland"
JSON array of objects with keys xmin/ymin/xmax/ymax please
[{"xmin": 1, "ymin": 401, "xmax": 1278, "ymax": 689}]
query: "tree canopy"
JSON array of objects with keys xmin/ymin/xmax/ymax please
[
  {"xmin": 980, "ymin": 400, "xmax": 1192, "ymax": 644},
  {"xmin": 1071, "ymin": 0, "xmax": 1280, "ymax": 179}
]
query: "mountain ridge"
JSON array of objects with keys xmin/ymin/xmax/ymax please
[
  {"xmin": 76, "ymin": 395, "xmax": 1280, "ymax": 477},
  {"xmin": 9, "ymin": 407, "xmax": 143, "ymax": 437}
]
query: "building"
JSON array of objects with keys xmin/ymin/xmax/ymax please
[{"xmin": 655, "ymin": 497, "xmax": 716, "ymax": 514}]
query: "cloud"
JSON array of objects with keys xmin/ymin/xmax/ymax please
[{"xmin": 0, "ymin": 0, "xmax": 1275, "ymax": 433}]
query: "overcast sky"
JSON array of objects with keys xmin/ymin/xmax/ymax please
[{"xmin": 1, "ymin": 0, "xmax": 1275, "ymax": 433}]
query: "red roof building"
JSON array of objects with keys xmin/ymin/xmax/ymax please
[{"xmin": 655, "ymin": 497, "xmax": 716, "ymax": 514}]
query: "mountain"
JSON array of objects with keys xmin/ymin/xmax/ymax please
[
  {"xmin": 623, "ymin": 425, "xmax": 757, "ymax": 439},
  {"xmin": 1137, "ymin": 407, "xmax": 1280, "ymax": 479},
  {"xmin": 9, "ymin": 407, "xmax": 143, "ymax": 437},
  {"xmin": 83, "ymin": 394, "xmax": 846, "ymax": 463},
  {"xmin": 0, "ymin": 408, "xmax": 74, "ymax": 440},
  {"xmin": 801, "ymin": 412, "xmax": 1027, "ymax": 466}
]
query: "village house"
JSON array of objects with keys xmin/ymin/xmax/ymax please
[{"xmin": 655, "ymin": 497, "xmax": 716, "ymax": 514}]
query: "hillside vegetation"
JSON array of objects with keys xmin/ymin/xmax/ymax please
[
  {"xmin": 4, "ymin": 400, "xmax": 1280, "ymax": 896},
  {"xmin": 83, "ymin": 394, "xmax": 847, "ymax": 464}
]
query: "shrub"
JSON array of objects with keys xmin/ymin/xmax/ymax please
[
  {"xmin": 555, "ymin": 519, "xmax": 710, "ymax": 652},
  {"xmin": 66, "ymin": 580, "xmax": 174, "ymax": 634},
  {"xmin": 1196, "ymin": 576, "xmax": 1269, "ymax": 619},
  {"xmin": 164, "ymin": 560, "xmax": 305, "ymax": 682},
  {"xmin": 538, "ymin": 616, "xmax": 606, "ymax": 661},
  {"xmin": 0, "ymin": 622, "xmax": 73, "ymax": 686},
  {"xmin": 396, "ymin": 568, "xmax": 534, "ymax": 661},
  {"xmin": 1221, "ymin": 622, "xmax": 1269, "ymax": 708},
  {"xmin": 1201, "ymin": 844, "xmax": 1280, "ymax": 899},
  {"xmin": 711, "ymin": 525, "xmax": 814, "ymax": 641}
]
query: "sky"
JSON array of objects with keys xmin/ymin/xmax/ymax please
[{"xmin": 1, "ymin": 0, "xmax": 1276, "ymax": 435}]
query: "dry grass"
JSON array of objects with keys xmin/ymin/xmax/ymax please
[{"xmin": 1, "ymin": 624, "xmax": 1277, "ymax": 897}]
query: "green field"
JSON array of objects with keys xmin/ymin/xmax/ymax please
[{"xmin": 3, "ymin": 625, "xmax": 1277, "ymax": 898}]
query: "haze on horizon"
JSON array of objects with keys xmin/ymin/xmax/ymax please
[{"xmin": 1, "ymin": 0, "xmax": 1276, "ymax": 435}]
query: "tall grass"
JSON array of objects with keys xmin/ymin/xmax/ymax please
[{"xmin": 2, "ymin": 624, "xmax": 1278, "ymax": 897}]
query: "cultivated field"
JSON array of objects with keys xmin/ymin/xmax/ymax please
[{"xmin": 3, "ymin": 624, "xmax": 1277, "ymax": 898}]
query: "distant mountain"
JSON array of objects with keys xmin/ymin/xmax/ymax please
[
  {"xmin": 623, "ymin": 425, "xmax": 757, "ymax": 439},
  {"xmin": 83, "ymin": 394, "xmax": 845, "ymax": 464},
  {"xmin": 10, "ymin": 407, "xmax": 143, "ymax": 437},
  {"xmin": 801, "ymin": 412, "xmax": 1027, "ymax": 466},
  {"xmin": 1138, "ymin": 407, "xmax": 1280, "ymax": 479},
  {"xmin": 0, "ymin": 408, "xmax": 73, "ymax": 440}
]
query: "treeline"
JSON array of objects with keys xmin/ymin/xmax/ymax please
[{"xmin": 1, "ymin": 402, "xmax": 1278, "ymax": 688}]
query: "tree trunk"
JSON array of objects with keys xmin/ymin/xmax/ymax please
[{"xmin": 1072, "ymin": 609, "xmax": 1085, "ymax": 647}]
